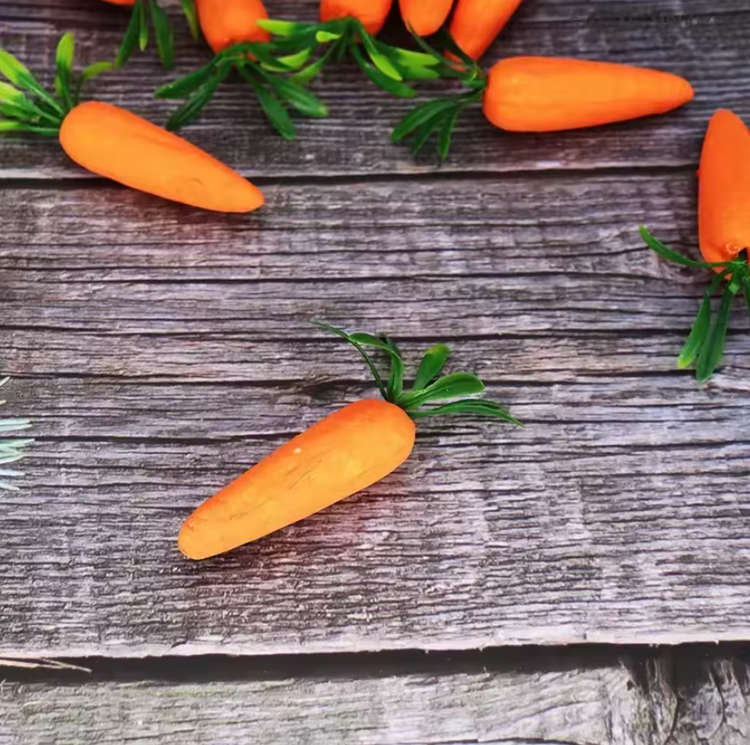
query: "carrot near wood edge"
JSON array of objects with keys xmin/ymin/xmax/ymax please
[{"xmin": 178, "ymin": 323, "xmax": 522, "ymax": 560}]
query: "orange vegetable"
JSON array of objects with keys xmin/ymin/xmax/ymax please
[
  {"xmin": 320, "ymin": 0, "xmax": 394, "ymax": 35},
  {"xmin": 195, "ymin": 0, "xmax": 270, "ymax": 54},
  {"xmin": 482, "ymin": 57, "xmax": 694, "ymax": 132},
  {"xmin": 698, "ymin": 110, "xmax": 750, "ymax": 269},
  {"xmin": 60, "ymin": 102, "xmax": 264, "ymax": 212},
  {"xmin": 178, "ymin": 323, "xmax": 521, "ymax": 559},
  {"xmin": 399, "ymin": 0, "xmax": 454, "ymax": 36},
  {"xmin": 0, "ymin": 35, "xmax": 263, "ymax": 213},
  {"xmin": 641, "ymin": 110, "xmax": 750, "ymax": 382},
  {"xmin": 450, "ymin": 0, "xmax": 525, "ymax": 59},
  {"xmin": 393, "ymin": 55, "xmax": 693, "ymax": 158}
]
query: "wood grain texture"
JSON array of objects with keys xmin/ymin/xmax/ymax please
[
  {"xmin": 0, "ymin": 0, "xmax": 748, "ymax": 177},
  {"xmin": 2, "ymin": 655, "xmax": 750, "ymax": 745},
  {"xmin": 1, "ymin": 176, "xmax": 750, "ymax": 657}
]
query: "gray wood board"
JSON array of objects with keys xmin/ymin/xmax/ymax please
[
  {"xmin": 1, "ymin": 176, "xmax": 750, "ymax": 657},
  {"xmin": 2, "ymin": 655, "xmax": 749, "ymax": 745},
  {"xmin": 0, "ymin": 0, "xmax": 747, "ymax": 177}
]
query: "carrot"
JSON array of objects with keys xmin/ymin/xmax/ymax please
[
  {"xmin": 101, "ymin": 0, "xmax": 197, "ymax": 69},
  {"xmin": 641, "ymin": 110, "xmax": 750, "ymax": 383},
  {"xmin": 0, "ymin": 34, "xmax": 264, "ymax": 213},
  {"xmin": 399, "ymin": 0, "xmax": 454, "ymax": 37},
  {"xmin": 449, "ymin": 0, "xmax": 525, "ymax": 60},
  {"xmin": 482, "ymin": 57, "xmax": 694, "ymax": 132},
  {"xmin": 195, "ymin": 0, "xmax": 270, "ymax": 54},
  {"xmin": 320, "ymin": 0, "xmax": 394, "ymax": 35},
  {"xmin": 392, "ymin": 50, "xmax": 694, "ymax": 158},
  {"xmin": 178, "ymin": 322, "xmax": 521, "ymax": 559}
]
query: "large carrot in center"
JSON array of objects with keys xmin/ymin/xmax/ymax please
[
  {"xmin": 178, "ymin": 322, "xmax": 521, "ymax": 559},
  {"xmin": 320, "ymin": 0, "xmax": 394, "ymax": 35}
]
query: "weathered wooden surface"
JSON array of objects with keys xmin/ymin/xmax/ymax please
[
  {"xmin": 2, "ymin": 174, "xmax": 750, "ymax": 657},
  {"xmin": 1, "ymin": 0, "xmax": 748, "ymax": 177},
  {"xmin": 2, "ymin": 650, "xmax": 750, "ymax": 745}
]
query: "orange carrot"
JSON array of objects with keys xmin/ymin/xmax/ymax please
[
  {"xmin": 320, "ymin": 0, "xmax": 394, "ymax": 35},
  {"xmin": 178, "ymin": 322, "xmax": 521, "ymax": 559},
  {"xmin": 60, "ymin": 102, "xmax": 263, "ymax": 212},
  {"xmin": 482, "ymin": 57, "xmax": 694, "ymax": 132},
  {"xmin": 698, "ymin": 110, "xmax": 750, "ymax": 269},
  {"xmin": 449, "ymin": 0, "xmax": 525, "ymax": 59},
  {"xmin": 0, "ymin": 34, "xmax": 263, "ymax": 213},
  {"xmin": 393, "ymin": 55, "xmax": 693, "ymax": 158},
  {"xmin": 641, "ymin": 110, "xmax": 750, "ymax": 382},
  {"xmin": 195, "ymin": 0, "xmax": 270, "ymax": 54},
  {"xmin": 399, "ymin": 0, "xmax": 454, "ymax": 37}
]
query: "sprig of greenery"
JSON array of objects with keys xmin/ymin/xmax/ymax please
[
  {"xmin": 390, "ymin": 30, "xmax": 487, "ymax": 160},
  {"xmin": 155, "ymin": 41, "xmax": 328, "ymax": 138},
  {"xmin": 0, "ymin": 378, "xmax": 32, "ymax": 492},
  {"xmin": 0, "ymin": 33, "xmax": 112, "ymax": 135},
  {"xmin": 314, "ymin": 322, "xmax": 522, "ymax": 425},
  {"xmin": 115, "ymin": 0, "xmax": 198, "ymax": 70},
  {"xmin": 641, "ymin": 226, "xmax": 750, "ymax": 382}
]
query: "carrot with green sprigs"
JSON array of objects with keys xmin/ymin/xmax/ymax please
[
  {"xmin": 392, "ymin": 37, "xmax": 694, "ymax": 159},
  {"xmin": 155, "ymin": 0, "xmax": 329, "ymax": 138},
  {"xmin": 179, "ymin": 322, "xmax": 521, "ymax": 560},
  {"xmin": 0, "ymin": 378, "xmax": 32, "ymax": 493},
  {"xmin": 399, "ymin": 0, "xmax": 455, "ymax": 37},
  {"xmin": 449, "ymin": 0, "xmax": 525, "ymax": 59},
  {"xmin": 0, "ymin": 34, "xmax": 263, "ymax": 213},
  {"xmin": 100, "ymin": 0, "xmax": 199, "ymax": 69},
  {"xmin": 641, "ymin": 110, "xmax": 750, "ymax": 383},
  {"xmin": 320, "ymin": 0, "xmax": 394, "ymax": 35}
]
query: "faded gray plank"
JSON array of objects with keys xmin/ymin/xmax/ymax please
[
  {"xmin": 0, "ymin": 0, "xmax": 747, "ymax": 177},
  {"xmin": 1, "ymin": 175, "xmax": 750, "ymax": 657},
  {"xmin": 0, "ymin": 664, "xmax": 664, "ymax": 745},
  {"xmin": 2, "ymin": 656, "xmax": 750, "ymax": 745}
]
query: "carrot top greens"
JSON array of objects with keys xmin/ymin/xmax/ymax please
[
  {"xmin": 641, "ymin": 227, "xmax": 750, "ymax": 382},
  {"xmin": 315, "ymin": 322, "xmax": 522, "ymax": 424},
  {"xmin": 115, "ymin": 0, "xmax": 199, "ymax": 70},
  {"xmin": 0, "ymin": 33, "xmax": 111, "ymax": 135},
  {"xmin": 0, "ymin": 379, "xmax": 32, "ymax": 492}
]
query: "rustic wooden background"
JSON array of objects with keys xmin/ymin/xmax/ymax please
[{"xmin": 1, "ymin": 0, "xmax": 750, "ymax": 742}]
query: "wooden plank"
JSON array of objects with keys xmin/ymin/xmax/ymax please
[
  {"xmin": 0, "ymin": 0, "xmax": 747, "ymax": 177},
  {"xmin": 2, "ymin": 654, "xmax": 749, "ymax": 745},
  {"xmin": 1, "ymin": 174, "xmax": 750, "ymax": 657}
]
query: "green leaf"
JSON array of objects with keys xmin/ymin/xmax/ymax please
[
  {"xmin": 380, "ymin": 44, "xmax": 440, "ymax": 70},
  {"xmin": 351, "ymin": 46, "xmax": 416, "ymax": 98},
  {"xmin": 0, "ymin": 120, "xmax": 59, "ymax": 135},
  {"xmin": 312, "ymin": 321, "xmax": 389, "ymax": 401},
  {"xmin": 138, "ymin": 0, "xmax": 150, "ymax": 52},
  {"xmin": 385, "ymin": 338, "xmax": 405, "ymax": 402},
  {"xmin": 316, "ymin": 31, "xmax": 343, "ymax": 43},
  {"xmin": 81, "ymin": 60, "xmax": 115, "ymax": 83},
  {"xmin": 639, "ymin": 226, "xmax": 714, "ymax": 270},
  {"xmin": 391, "ymin": 98, "xmax": 459, "ymax": 142},
  {"xmin": 261, "ymin": 48, "xmax": 313, "ymax": 73},
  {"xmin": 257, "ymin": 19, "xmax": 306, "ymax": 37},
  {"xmin": 411, "ymin": 399, "xmax": 522, "ymax": 426},
  {"xmin": 155, "ymin": 60, "xmax": 217, "ymax": 99},
  {"xmin": 413, "ymin": 344, "xmax": 450, "ymax": 390},
  {"xmin": 165, "ymin": 64, "xmax": 230, "ymax": 131},
  {"xmin": 260, "ymin": 73, "xmax": 329, "ymax": 118},
  {"xmin": 0, "ymin": 48, "xmax": 35, "ymax": 88},
  {"xmin": 360, "ymin": 31, "xmax": 403, "ymax": 81},
  {"xmin": 677, "ymin": 271, "xmax": 725, "ymax": 369},
  {"xmin": 237, "ymin": 66, "xmax": 296, "ymax": 140},
  {"xmin": 401, "ymin": 372, "xmax": 485, "ymax": 408},
  {"xmin": 696, "ymin": 285, "xmax": 736, "ymax": 383},
  {"xmin": 116, "ymin": 1, "xmax": 144, "ymax": 68},
  {"xmin": 438, "ymin": 109, "xmax": 459, "ymax": 161},
  {"xmin": 179, "ymin": 0, "xmax": 200, "ymax": 39},
  {"xmin": 54, "ymin": 32, "xmax": 74, "ymax": 112},
  {"xmin": 149, "ymin": 0, "xmax": 175, "ymax": 69}
]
